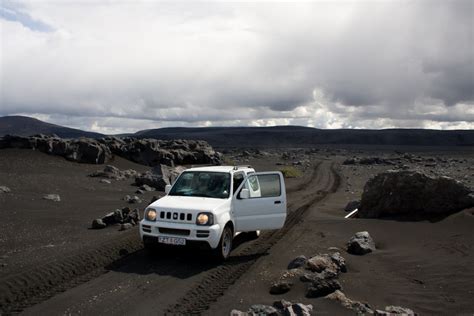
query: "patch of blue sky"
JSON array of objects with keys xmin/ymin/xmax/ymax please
[{"xmin": 0, "ymin": 1, "xmax": 54, "ymax": 32}]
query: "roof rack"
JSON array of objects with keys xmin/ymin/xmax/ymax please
[{"xmin": 233, "ymin": 165, "xmax": 252, "ymax": 170}]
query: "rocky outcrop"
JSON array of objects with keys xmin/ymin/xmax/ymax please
[
  {"xmin": 343, "ymin": 157, "xmax": 395, "ymax": 165},
  {"xmin": 0, "ymin": 134, "xmax": 222, "ymax": 166},
  {"xmin": 358, "ymin": 170, "xmax": 474, "ymax": 219},
  {"xmin": 0, "ymin": 134, "xmax": 111, "ymax": 164},
  {"xmin": 347, "ymin": 231, "xmax": 376, "ymax": 255},
  {"xmin": 100, "ymin": 137, "xmax": 222, "ymax": 166}
]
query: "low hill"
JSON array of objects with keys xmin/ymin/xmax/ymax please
[
  {"xmin": 135, "ymin": 126, "xmax": 474, "ymax": 148},
  {"xmin": 0, "ymin": 116, "xmax": 104, "ymax": 139}
]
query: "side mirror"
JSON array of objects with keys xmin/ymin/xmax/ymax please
[
  {"xmin": 240, "ymin": 188, "xmax": 250, "ymax": 199},
  {"xmin": 165, "ymin": 184, "xmax": 172, "ymax": 194}
]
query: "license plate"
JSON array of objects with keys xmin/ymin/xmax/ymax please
[{"xmin": 158, "ymin": 236, "xmax": 186, "ymax": 246}]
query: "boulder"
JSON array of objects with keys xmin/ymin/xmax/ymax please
[
  {"xmin": 124, "ymin": 195, "xmax": 142, "ymax": 204},
  {"xmin": 306, "ymin": 279, "xmax": 341, "ymax": 298},
  {"xmin": 358, "ymin": 170, "xmax": 474, "ymax": 219},
  {"xmin": 347, "ymin": 231, "xmax": 376, "ymax": 255},
  {"xmin": 92, "ymin": 218, "xmax": 107, "ymax": 229},
  {"xmin": 269, "ymin": 281, "xmax": 292, "ymax": 295},
  {"xmin": 330, "ymin": 252, "xmax": 347, "ymax": 273},
  {"xmin": 0, "ymin": 186, "xmax": 11, "ymax": 193},
  {"xmin": 288, "ymin": 255, "xmax": 308, "ymax": 269},
  {"xmin": 43, "ymin": 194, "xmax": 61, "ymax": 202}
]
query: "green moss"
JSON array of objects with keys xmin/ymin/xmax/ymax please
[{"xmin": 279, "ymin": 166, "xmax": 303, "ymax": 178}]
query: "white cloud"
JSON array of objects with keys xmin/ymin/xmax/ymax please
[{"xmin": 1, "ymin": 0, "xmax": 473, "ymax": 133}]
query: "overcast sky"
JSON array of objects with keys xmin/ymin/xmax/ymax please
[{"xmin": 1, "ymin": 0, "xmax": 473, "ymax": 133}]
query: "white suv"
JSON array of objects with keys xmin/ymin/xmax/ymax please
[{"xmin": 140, "ymin": 165, "xmax": 287, "ymax": 259}]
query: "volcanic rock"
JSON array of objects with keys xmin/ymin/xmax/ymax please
[
  {"xmin": 375, "ymin": 306, "xmax": 416, "ymax": 315},
  {"xmin": 0, "ymin": 186, "xmax": 11, "ymax": 193},
  {"xmin": 306, "ymin": 279, "xmax": 341, "ymax": 298},
  {"xmin": 269, "ymin": 281, "xmax": 293, "ymax": 294},
  {"xmin": 288, "ymin": 255, "xmax": 308, "ymax": 269},
  {"xmin": 358, "ymin": 170, "xmax": 474, "ymax": 219},
  {"xmin": 306, "ymin": 254, "xmax": 338, "ymax": 273},
  {"xmin": 43, "ymin": 194, "xmax": 61, "ymax": 202},
  {"xmin": 347, "ymin": 231, "xmax": 376, "ymax": 255},
  {"xmin": 325, "ymin": 290, "xmax": 374, "ymax": 314},
  {"xmin": 92, "ymin": 218, "xmax": 107, "ymax": 229}
]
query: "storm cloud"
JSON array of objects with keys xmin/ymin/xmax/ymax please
[{"xmin": 0, "ymin": 0, "xmax": 473, "ymax": 133}]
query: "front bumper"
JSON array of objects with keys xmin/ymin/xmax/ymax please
[{"xmin": 139, "ymin": 220, "xmax": 221, "ymax": 249}]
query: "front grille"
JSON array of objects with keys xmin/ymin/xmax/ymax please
[
  {"xmin": 160, "ymin": 211, "xmax": 193, "ymax": 222},
  {"xmin": 142, "ymin": 225, "xmax": 152, "ymax": 233},
  {"xmin": 196, "ymin": 230, "xmax": 210, "ymax": 238},
  {"xmin": 159, "ymin": 227, "xmax": 190, "ymax": 236}
]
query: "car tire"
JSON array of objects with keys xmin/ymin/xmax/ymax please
[{"xmin": 214, "ymin": 225, "xmax": 233, "ymax": 260}]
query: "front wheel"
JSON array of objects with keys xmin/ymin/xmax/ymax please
[{"xmin": 214, "ymin": 225, "xmax": 233, "ymax": 260}]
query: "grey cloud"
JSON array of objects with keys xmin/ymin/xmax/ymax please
[{"xmin": 0, "ymin": 0, "xmax": 473, "ymax": 131}]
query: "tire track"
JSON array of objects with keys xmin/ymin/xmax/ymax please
[{"xmin": 166, "ymin": 161, "xmax": 341, "ymax": 315}]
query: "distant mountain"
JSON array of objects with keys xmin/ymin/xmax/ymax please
[
  {"xmin": 1, "ymin": 115, "xmax": 473, "ymax": 148},
  {"xmin": 0, "ymin": 116, "xmax": 104, "ymax": 139},
  {"xmin": 135, "ymin": 126, "xmax": 474, "ymax": 148}
]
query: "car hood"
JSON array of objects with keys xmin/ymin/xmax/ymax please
[{"xmin": 148, "ymin": 195, "xmax": 228, "ymax": 213}]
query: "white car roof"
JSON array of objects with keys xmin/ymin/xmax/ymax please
[{"xmin": 185, "ymin": 165, "xmax": 254, "ymax": 173}]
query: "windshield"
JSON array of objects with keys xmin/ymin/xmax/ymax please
[{"xmin": 169, "ymin": 171, "xmax": 231, "ymax": 199}]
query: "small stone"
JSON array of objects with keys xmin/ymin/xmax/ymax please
[
  {"xmin": 248, "ymin": 304, "xmax": 279, "ymax": 316},
  {"xmin": 270, "ymin": 281, "xmax": 292, "ymax": 294},
  {"xmin": 140, "ymin": 184, "xmax": 154, "ymax": 191},
  {"xmin": 0, "ymin": 186, "xmax": 11, "ymax": 193},
  {"xmin": 100, "ymin": 179, "xmax": 111, "ymax": 184},
  {"xmin": 43, "ymin": 194, "xmax": 61, "ymax": 202},
  {"xmin": 119, "ymin": 223, "xmax": 133, "ymax": 231},
  {"xmin": 284, "ymin": 303, "xmax": 313, "ymax": 316},
  {"xmin": 375, "ymin": 306, "xmax": 416, "ymax": 315},
  {"xmin": 92, "ymin": 218, "xmax": 106, "ymax": 229},
  {"xmin": 135, "ymin": 189, "xmax": 145, "ymax": 194},
  {"xmin": 347, "ymin": 231, "xmax": 376, "ymax": 255},
  {"xmin": 288, "ymin": 255, "xmax": 307, "ymax": 269}
]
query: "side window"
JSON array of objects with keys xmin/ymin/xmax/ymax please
[
  {"xmin": 233, "ymin": 172, "xmax": 245, "ymax": 194},
  {"xmin": 243, "ymin": 174, "xmax": 281, "ymax": 198}
]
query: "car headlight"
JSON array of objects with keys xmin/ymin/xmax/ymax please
[
  {"xmin": 196, "ymin": 212, "xmax": 214, "ymax": 226},
  {"xmin": 145, "ymin": 208, "xmax": 157, "ymax": 221}
]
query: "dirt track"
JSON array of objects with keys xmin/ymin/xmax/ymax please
[{"xmin": 0, "ymin": 160, "xmax": 339, "ymax": 315}]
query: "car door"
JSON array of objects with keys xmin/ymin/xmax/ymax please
[{"xmin": 232, "ymin": 171, "xmax": 287, "ymax": 232}]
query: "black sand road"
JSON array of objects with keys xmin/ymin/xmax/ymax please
[{"xmin": 1, "ymin": 148, "xmax": 473, "ymax": 315}]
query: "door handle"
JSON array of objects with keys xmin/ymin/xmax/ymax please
[{"xmin": 274, "ymin": 200, "xmax": 281, "ymax": 204}]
